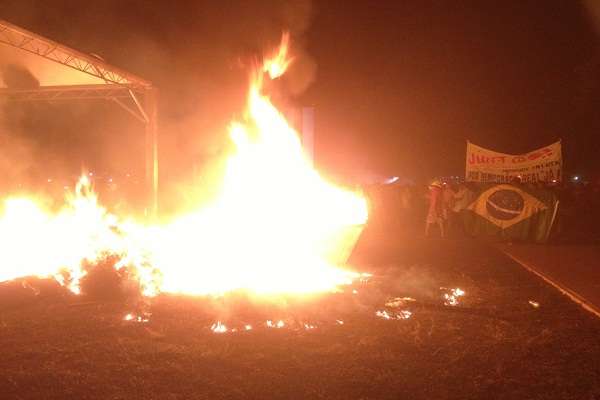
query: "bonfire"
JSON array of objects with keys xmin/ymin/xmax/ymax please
[{"xmin": 0, "ymin": 33, "xmax": 368, "ymax": 299}]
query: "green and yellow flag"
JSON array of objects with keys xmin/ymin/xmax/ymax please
[{"xmin": 461, "ymin": 184, "xmax": 558, "ymax": 243}]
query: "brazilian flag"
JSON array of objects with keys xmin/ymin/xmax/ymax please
[{"xmin": 461, "ymin": 184, "xmax": 559, "ymax": 243}]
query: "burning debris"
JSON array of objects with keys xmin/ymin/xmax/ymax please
[
  {"xmin": 442, "ymin": 287, "xmax": 465, "ymax": 306},
  {"xmin": 211, "ymin": 321, "xmax": 228, "ymax": 333},
  {"xmin": 375, "ymin": 310, "xmax": 391, "ymax": 319},
  {"xmin": 375, "ymin": 310, "xmax": 413, "ymax": 320},
  {"xmin": 529, "ymin": 300, "xmax": 540, "ymax": 308},
  {"xmin": 209, "ymin": 323, "xmax": 255, "ymax": 334},
  {"xmin": 0, "ymin": 33, "xmax": 368, "ymax": 299},
  {"xmin": 123, "ymin": 312, "xmax": 150, "ymax": 323},
  {"xmin": 204, "ymin": 316, "xmax": 361, "ymax": 334},
  {"xmin": 385, "ymin": 297, "xmax": 417, "ymax": 308},
  {"xmin": 266, "ymin": 320, "xmax": 286, "ymax": 329}
]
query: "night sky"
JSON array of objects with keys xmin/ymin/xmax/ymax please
[{"xmin": 1, "ymin": 0, "xmax": 600, "ymax": 186}]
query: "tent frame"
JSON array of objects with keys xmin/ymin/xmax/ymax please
[{"xmin": 0, "ymin": 19, "xmax": 158, "ymax": 216}]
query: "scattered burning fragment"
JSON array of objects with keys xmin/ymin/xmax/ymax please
[
  {"xmin": 442, "ymin": 287, "xmax": 465, "ymax": 306},
  {"xmin": 529, "ymin": 300, "xmax": 540, "ymax": 308},
  {"xmin": 123, "ymin": 312, "xmax": 150, "ymax": 323},
  {"xmin": 398, "ymin": 310, "xmax": 413, "ymax": 320},
  {"xmin": 385, "ymin": 297, "xmax": 417, "ymax": 308},
  {"xmin": 266, "ymin": 320, "xmax": 285, "ymax": 329},
  {"xmin": 203, "ymin": 317, "xmax": 352, "ymax": 334},
  {"xmin": 375, "ymin": 310, "xmax": 393, "ymax": 320},
  {"xmin": 209, "ymin": 322, "xmax": 258, "ymax": 334},
  {"xmin": 211, "ymin": 321, "xmax": 228, "ymax": 333},
  {"xmin": 375, "ymin": 310, "xmax": 413, "ymax": 320},
  {"xmin": 124, "ymin": 313, "xmax": 134, "ymax": 321}
]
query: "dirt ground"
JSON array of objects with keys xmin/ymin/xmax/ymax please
[{"xmin": 1, "ymin": 220, "xmax": 600, "ymax": 399}]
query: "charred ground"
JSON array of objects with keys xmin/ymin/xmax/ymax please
[{"xmin": 1, "ymin": 219, "xmax": 599, "ymax": 400}]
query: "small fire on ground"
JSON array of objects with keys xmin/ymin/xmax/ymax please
[{"xmin": 442, "ymin": 288, "xmax": 465, "ymax": 306}]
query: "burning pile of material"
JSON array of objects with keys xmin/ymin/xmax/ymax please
[
  {"xmin": 0, "ymin": 34, "xmax": 368, "ymax": 299},
  {"xmin": 0, "ymin": 175, "xmax": 156, "ymax": 296}
]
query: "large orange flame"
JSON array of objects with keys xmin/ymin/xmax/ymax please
[{"xmin": 0, "ymin": 33, "xmax": 368, "ymax": 298}]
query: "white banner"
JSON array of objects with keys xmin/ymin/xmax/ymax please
[{"xmin": 465, "ymin": 141, "xmax": 562, "ymax": 183}]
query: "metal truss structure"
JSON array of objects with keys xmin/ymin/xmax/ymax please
[
  {"xmin": 0, "ymin": 19, "xmax": 151, "ymax": 89},
  {"xmin": 0, "ymin": 19, "xmax": 158, "ymax": 216},
  {"xmin": 0, "ymin": 84, "xmax": 133, "ymax": 101}
]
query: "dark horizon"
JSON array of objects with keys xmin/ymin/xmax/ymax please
[{"xmin": 1, "ymin": 0, "xmax": 600, "ymax": 185}]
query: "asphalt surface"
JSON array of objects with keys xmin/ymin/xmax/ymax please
[{"xmin": 498, "ymin": 243, "xmax": 600, "ymax": 316}]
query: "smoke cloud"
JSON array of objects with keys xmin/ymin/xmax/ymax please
[{"xmin": 1, "ymin": 0, "xmax": 317, "ymax": 213}]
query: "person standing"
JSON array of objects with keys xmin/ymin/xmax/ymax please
[
  {"xmin": 442, "ymin": 183, "xmax": 456, "ymax": 231},
  {"xmin": 425, "ymin": 180, "xmax": 445, "ymax": 238},
  {"xmin": 450, "ymin": 183, "xmax": 471, "ymax": 235}
]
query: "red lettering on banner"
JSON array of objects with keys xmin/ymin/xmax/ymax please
[
  {"xmin": 468, "ymin": 153, "xmax": 490, "ymax": 164},
  {"xmin": 527, "ymin": 151, "xmax": 543, "ymax": 161},
  {"xmin": 468, "ymin": 154, "xmax": 507, "ymax": 165},
  {"xmin": 527, "ymin": 147, "xmax": 553, "ymax": 161}
]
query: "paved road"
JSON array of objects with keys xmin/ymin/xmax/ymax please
[{"xmin": 498, "ymin": 243, "xmax": 600, "ymax": 316}]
